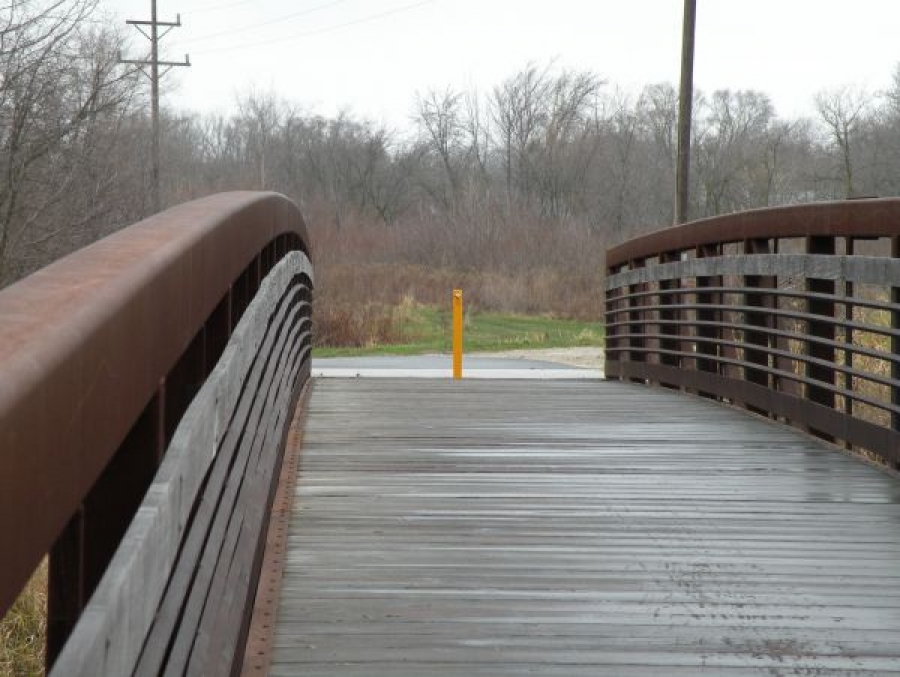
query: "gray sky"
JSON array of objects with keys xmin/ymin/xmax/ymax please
[{"xmin": 107, "ymin": 0, "xmax": 900, "ymax": 129}]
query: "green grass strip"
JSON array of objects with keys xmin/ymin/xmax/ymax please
[{"xmin": 315, "ymin": 307, "xmax": 604, "ymax": 358}]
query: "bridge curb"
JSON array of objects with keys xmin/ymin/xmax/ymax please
[{"xmin": 241, "ymin": 379, "xmax": 314, "ymax": 676}]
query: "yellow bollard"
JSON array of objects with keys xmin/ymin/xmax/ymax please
[{"xmin": 452, "ymin": 289, "xmax": 463, "ymax": 379}]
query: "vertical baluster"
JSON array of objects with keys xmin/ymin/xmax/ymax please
[
  {"xmin": 695, "ymin": 243, "xmax": 722, "ymax": 398},
  {"xmin": 806, "ymin": 236, "xmax": 836, "ymax": 441},
  {"xmin": 627, "ymin": 258, "xmax": 647, "ymax": 383},
  {"xmin": 604, "ymin": 264, "xmax": 622, "ymax": 380},
  {"xmin": 659, "ymin": 250, "xmax": 682, "ymax": 389},
  {"xmin": 744, "ymin": 238, "xmax": 776, "ymax": 415},
  {"xmin": 844, "ymin": 237, "xmax": 855, "ymax": 448}
]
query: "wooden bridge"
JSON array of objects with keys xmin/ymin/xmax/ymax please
[{"xmin": 2, "ymin": 193, "xmax": 900, "ymax": 675}]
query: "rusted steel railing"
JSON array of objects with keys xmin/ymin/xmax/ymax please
[
  {"xmin": 0, "ymin": 192, "xmax": 312, "ymax": 673},
  {"xmin": 605, "ymin": 199, "xmax": 900, "ymax": 467}
]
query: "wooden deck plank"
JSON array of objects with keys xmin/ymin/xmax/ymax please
[{"xmin": 270, "ymin": 379, "xmax": 900, "ymax": 675}]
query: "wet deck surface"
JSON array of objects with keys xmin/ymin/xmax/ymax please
[{"xmin": 271, "ymin": 379, "xmax": 900, "ymax": 676}]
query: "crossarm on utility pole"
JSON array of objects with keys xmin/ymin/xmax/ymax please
[{"xmin": 119, "ymin": 1, "xmax": 190, "ymax": 215}]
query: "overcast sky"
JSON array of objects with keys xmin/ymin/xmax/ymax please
[{"xmin": 106, "ymin": 0, "xmax": 900, "ymax": 129}]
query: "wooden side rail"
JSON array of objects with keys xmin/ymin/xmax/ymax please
[
  {"xmin": 0, "ymin": 192, "xmax": 311, "ymax": 671},
  {"xmin": 605, "ymin": 199, "xmax": 900, "ymax": 467},
  {"xmin": 51, "ymin": 252, "xmax": 313, "ymax": 676}
]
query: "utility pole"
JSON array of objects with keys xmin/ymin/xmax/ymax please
[
  {"xmin": 120, "ymin": 1, "xmax": 190, "ymax": 214},
  {"xmin": 675, "ymin": 0, "xmax": 696, "ymax": 224}
]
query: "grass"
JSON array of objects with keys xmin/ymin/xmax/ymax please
[
  {"xmin": 0, "ymin": 560, "xmax": 47, "ymax": 677},
  {"xmin": 314, "ymin": 304, "xmax": 604, "ymax": 357}
]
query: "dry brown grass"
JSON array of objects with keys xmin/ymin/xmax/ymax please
[
  {"xmin": 312, "ymin": 263, "xmax": 606, "ymax": 348},
  {"xmin": 0, "ymin": 560, "xmax": 47, "ymax": 676},
  {"xmin": 313, "ymin": 302, "xmax": 406, "ymax": 348},
  {"xmin": 304, "ymin": 199, "xmax": 608, "ymax": 349},
  {"xmin": 848, "ymin": 305, "xmax": 892, "ymax": 430}
]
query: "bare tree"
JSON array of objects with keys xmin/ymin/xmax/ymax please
[
  {"xmin": 490, "ymin": 65, "xmax": 552, "ymax": 198},
  {"xmin": 629, "ymin": 83, "xmax": 678, "ymax": 224},
  {"xmin": 462, "ymin": 88, "xmax": 490, "ymax": 181},
  {"xmin": 638, "ymin": 83, "xmax": 678, "ymax": 165},
  {"xmin": 534, "ymin": 69, "xmax": 603, "ymax": 218},
  {"xmin": 236, "ymin": 88, "xmax": 286, "ymax": 190},
  {"xmin": 815, "ymin": 85, "xmax": 872, "ymax": 198},
  {"xmin": 695, "ymin": 89, "xmax": 774, "ymax": 215},
  {"xmin": 414, "ymin": 87, "xmax": 465, "ymax": 209},
  {"xmin": 0, "ymin": 0, "xmax": 140, "ymax": 284}
]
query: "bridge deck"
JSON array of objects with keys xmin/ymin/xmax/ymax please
[{"xmin": 269, "ymin": 379, "xmax": 900, "ymax": 676}]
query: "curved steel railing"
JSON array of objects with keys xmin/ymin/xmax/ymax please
[
  {"xmin": 0, "ymin": 192, "xmax": 312, "ymax": 670},
  {"xmin": 605, "ymin": 199, "xmax": 900, "ymax": 467}
]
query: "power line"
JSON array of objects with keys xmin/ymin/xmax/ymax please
[
  {"xmin": 187, "ymin": 0, "xmax": 349, "ymax": 43},
  {"xmin": 184, "ymin": 0, "xmax": 256, "ymax": 15},
  {"xmin": 192, "ymin": 0, "xmax": 436, "ymax": 55}
]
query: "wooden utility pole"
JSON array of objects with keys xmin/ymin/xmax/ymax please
[
  {"xmin": 120, "ymin": 1, "xmax": 190, "ymax": 214},
  {"xmin": 675, "ymin": 0, "xmax": 696, "ymax": 224}
]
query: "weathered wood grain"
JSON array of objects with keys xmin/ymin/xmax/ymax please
[
  {"xmin": 271, "ymin": 379, "xmax": 900, "ymax": 676},
  {"xmin": 51, "ymin": 253, "xmax": 313, "ymax": 677},
  {"xmin": 605, "ymin": 253, "xmax": 900, "ymax": 290}
]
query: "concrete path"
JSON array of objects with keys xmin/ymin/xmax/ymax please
[{"xmin": 312, "ymin": 353, "xmax": 603, "ymax": 379}]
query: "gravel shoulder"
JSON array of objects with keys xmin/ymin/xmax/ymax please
[{"xmin": 474, "ymin": 346, "xmax": 605, "ymax": 372}]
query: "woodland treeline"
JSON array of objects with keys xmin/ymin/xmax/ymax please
[{"xmin": 4, "ymin": 1, "xmax": 900, "ymax": 325}]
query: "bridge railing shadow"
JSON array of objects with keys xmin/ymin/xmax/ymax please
[
  {"xmin": 605, "ymin": 199, "xmax": 900, "ymax": 469},
  {"xmin": 0, "ymin": 192, "xmax": 313, "ymax": 674}
]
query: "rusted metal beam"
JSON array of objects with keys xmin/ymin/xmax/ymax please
[{"xmin": 607, "ymin": 198, "xmax": 900, "ymax": 268}]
